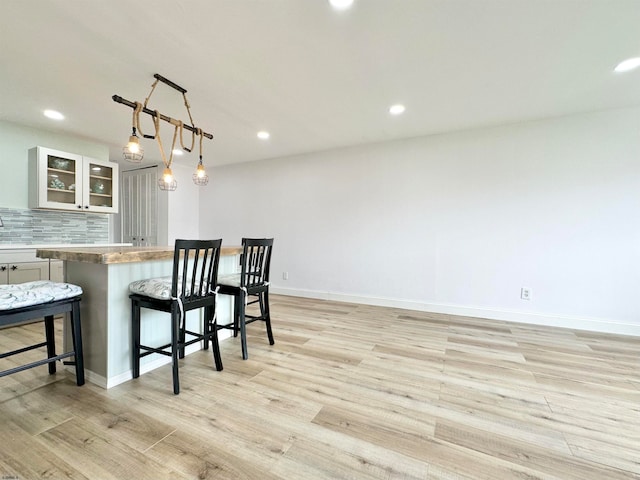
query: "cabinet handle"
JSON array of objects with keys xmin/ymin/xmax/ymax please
[
  {"xmin": 0, "ymin": 266, "xmax": 6, "ymax": 271},
  {"xmin": 77, "ymin": 205, "xmax": 82, "ymax": 209},
  {"xmin": 85, "ymin": 205, "xmax": 89, "ymax": 209},
  {"xmin": 11, "ymin": 265, "xmax": 18, "ymax": 271}
]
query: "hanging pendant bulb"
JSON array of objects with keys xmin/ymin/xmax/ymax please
[
  {"xmin": 192, "ymin": 157, "xmax": 209, "ymax": 186},
  {"xmin": 192, "ymin": 130, "xmax": 209, "ymax": 186},
  {"xmin": 158, "ymin": 167, "xmax": 177, "ymax": 191},
  {"xmin": 127, "ymin": 135, "xmax": 140, "ymax": 153},
  {"xmin": 123, "ymin": 103, "xmax": 144, "ymax": 162},
  {"xmin": 123, "ymin": 127, "xmax": 144, "ymax": 162}
]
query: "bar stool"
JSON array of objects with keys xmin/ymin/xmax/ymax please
[
  {"xmin": 217, "ymin": 238, "xmax": 274, "ymax": 360},
  {"xmin": 129, "ymin": 239, "xmax": 223, "ymax": 394},
  {"xmin": 0, "ymin": 281, "xmax": 84, "ymax": 386}
]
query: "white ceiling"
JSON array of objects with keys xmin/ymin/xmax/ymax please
[{"xmin": 1, "ymin": 0, "xmax": 639, "ymax": 168}]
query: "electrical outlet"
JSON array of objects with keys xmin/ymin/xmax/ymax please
[
  {"xmin": 521, "ymin": 287, "xmax": 532, "ymax": 301},
  {"xmin": 283, "ymin": 271, "xmax": 289, "ymax": 280}
]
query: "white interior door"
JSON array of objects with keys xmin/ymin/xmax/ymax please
[{"xmin": 121, "ymin": 166, "xmax": 158, "ymax": 246}]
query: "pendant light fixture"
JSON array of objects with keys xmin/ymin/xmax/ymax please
[
  {"xmin": 113, "ymin": 74, "xmax": 214, "ymax": 191},
  {"xmin": 154, "ymin": 109, "xmax": 178, "ymax": 191},
  {"xmin": 160, "ymin": 168, "xmax": 177, "ymax": 191},
  {"xmin": 192, "ymin": 128, "xmax": 209, "ymax": 186},
  {"xmin": 122, "ymin": 102, "xmax": 144, "ymax": 162}
]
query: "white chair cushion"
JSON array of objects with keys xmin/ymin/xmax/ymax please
[
  {"xmin": 129, "ymin": 276, "xmax": 210, "ymax": 300},
  {"xmin": 218, "ymin": 274, "xmax": 269, "ymax": 288},
  {"xmin": 129, "ymin": 276, "xmax": 175, "ymax": 300},
  {"xmin": 0, "ymin": 281, "xmax": 82, "ymax": 311}
]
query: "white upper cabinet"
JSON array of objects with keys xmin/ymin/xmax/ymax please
[{"xmin": 29, "ymin": 146, "xmax": 119, "ymax": 213}]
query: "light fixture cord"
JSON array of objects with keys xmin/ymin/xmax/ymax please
[
  {"xmin": 177, "ymin": 120, "xmax": 195, "ymax": 153},
  {"xmin": 133, "ymin": 101, "xmax": 143, "ymax": 136},
  {"xmin": 131, "ymin": 76, "xmax": 206, "ymax": 166},
  {"xmin": 143, "ymin": 78, "xmax": 160, "ymax": 110},
  {"xmin": 183, "ymin": 93, "xmax": 195, "ymax": 126},
  {"xmin": 153, "ymin": 109, "xmax": 179, "ymax": 169},
  {"xmin": 177, "ymin": 92, "xmax": 196, "ymax": 153},
  {"xmin": 135, "ymin": 78, "xmax": 161, "ymax": 139}
]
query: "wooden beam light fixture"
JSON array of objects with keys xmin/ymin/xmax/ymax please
[{"xmin": 113, "ymin": 73, "xmax": 214, "ymax": 190}]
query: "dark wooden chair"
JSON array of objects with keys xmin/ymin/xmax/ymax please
[
  {"xmin": 0, "ymin": 281, "xmax": 84, "ymax": 386},
  {"xmin": 129, "ymin": 239, "xmax": 223, "ymax": 394},
  {"xmin": 217, "ymin": 238, "xmax": 274, "ymax": 360}
]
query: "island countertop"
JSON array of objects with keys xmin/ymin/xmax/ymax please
[{"xmin": 36, "ymin": 245, "xmax": 243, "ymax": 265}]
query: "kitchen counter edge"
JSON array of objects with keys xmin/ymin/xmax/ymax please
[{"xmin": 36, "ymin": 245, "xmax": 243, "ymax": 265}]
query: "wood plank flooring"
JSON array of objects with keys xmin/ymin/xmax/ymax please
[{"xmin": 1, "ymin": 295, "xmax": 639, "ymax": 479}]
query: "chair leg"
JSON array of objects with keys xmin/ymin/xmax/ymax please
[
  {"xmin": 211, "ymin": 319, "xmax": 224, "ymax": 371},
  {"xmin": 178, "ymin": 311, "xmax": 186, "ymax": 360},
  {"xmin": 233, "ymin": 295, "xmax": 240, "ymax": 338},
  {"xmin": 44, "ymin": 315, "xmax": 57, "ymax": 375},
  {"xmin": 202, "ymin": 306, "xmax": 210, "ymax": 351},
  {"xmin": 239, "ymin": 290, "xmax": 248, "ymax": 360},
  {"xmin": 71, "ymin": 299, "xmax": 85, "ymax": 386},
  {"xmin": 201, "ymin": 304, "xmax": 223, "ymax": 371},
  {"xmin": 263, "ymin": 290, "xmax": 275, "ymax": 346},
  {"xmin": 171, "ymin": 304, "xmax": 180, "ymax": 395},
  {"xmin": 131, "ymin": 300, "xmax": 141, "ymax": 379},
  {"xmin": 258, "ymin": 293, "xmax": 265, "ymax": 317}
]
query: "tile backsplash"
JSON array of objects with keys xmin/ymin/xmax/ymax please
[{"xmin": 0, "ymin": 207, "xmax": 108, "ymax": 245}]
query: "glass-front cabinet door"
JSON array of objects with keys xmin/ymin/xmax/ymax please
[
  {"xmin": 47, "ymin": 152, "xmax": 82, "ymax": 208},
  {"xmin": 82, "ymin": 158, "xmax": 119, "ymax": 213},
  {"xmin": 32, "ymin": 147, "xmax": 83, "ymax": 211}
]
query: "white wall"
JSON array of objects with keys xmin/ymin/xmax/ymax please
[
  {"xmin": 165, "ymin": 162, "xmax": 200, "ymax": 244},
  {"xmin": 199, "ymin": 107, "xmax": 640, "ymax": 335}
]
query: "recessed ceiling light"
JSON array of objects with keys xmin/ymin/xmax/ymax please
[
  {"xmin": 172, "ymin": 149, "xmax": 184, "ymax": 156},
  {"xmin": 43, "ymin": 109, "xmax": 64, "ymax": 120},
  {"xmin": 614, "ymin": 57, "xmax": 640, "ymax": 73},
  {"xmin": 389, "ymin": 104, "xmax": 406, "ymax": 115},
  {"xmin": 329, "ymin": 0, "xmax": 354, "ymax": 10},
  {"xmin": 257, "ymin": 131, "xmax": 270, "ymax": 140}
]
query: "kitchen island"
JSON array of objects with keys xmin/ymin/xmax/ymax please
[{"xmin": 36, "ymin": 245, "xmax": 242, "ymax": 388}]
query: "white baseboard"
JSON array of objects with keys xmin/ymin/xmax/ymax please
[
  {"xmin": 270, "ymin": 287, "xmax": 640, "ymax": 337},
  {"xmin": 63, "ymin": 365, "xmax": 109, "ymax": 389}
]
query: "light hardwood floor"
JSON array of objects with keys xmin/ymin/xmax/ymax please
[{"xmin": 1, "ymin": 295, "xmax": 639, "ymax": 479}]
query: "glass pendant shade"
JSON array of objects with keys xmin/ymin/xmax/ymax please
[{"xmin": 158, "ymin": 167, "xmax": 177, "ymax": 191}]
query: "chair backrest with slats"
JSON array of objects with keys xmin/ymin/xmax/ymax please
[
  {"xmin": 240, "ymin": 238, "xmax": 273, "ymax": 289},
  {"xmin": 171, "ymin": 239, "xmax": 222, "ymax": 301}
]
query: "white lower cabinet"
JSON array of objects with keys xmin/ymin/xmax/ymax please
[
  {"xmin": 0, "ymin": 251, "xmax": 62, "ymax": 285},
  {"xmin": 0, "ymin": 261, "xmax": 49, "ymax": 284}
]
